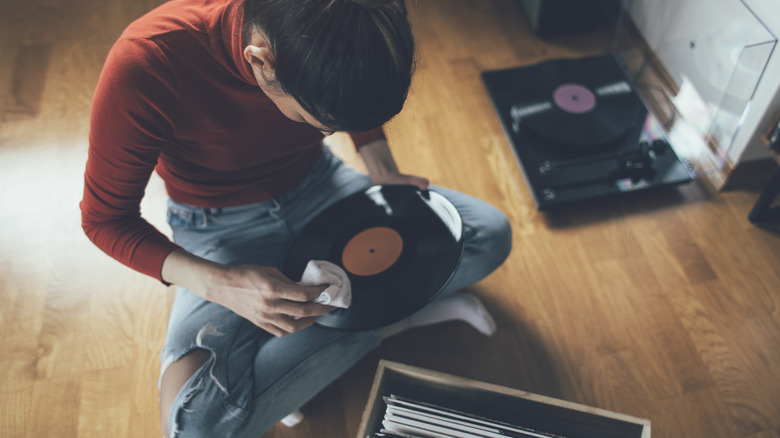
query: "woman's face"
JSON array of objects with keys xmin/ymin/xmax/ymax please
[
  {"xmin": 244, "ymin": 28, "xmax": 335, "ymax": 136},
  {"xmin": 259, "ymin": 86, "xmax": 335, "ymax": 136}
]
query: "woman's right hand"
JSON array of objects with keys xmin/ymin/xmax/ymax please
[{"xmin": 161, "ymin": 249, "xmax": 335, "ymax": 337}]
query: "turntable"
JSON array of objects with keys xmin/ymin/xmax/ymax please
[{"xmin": 482, "ymin": 0, "xmax": 776, "ymax": 210}]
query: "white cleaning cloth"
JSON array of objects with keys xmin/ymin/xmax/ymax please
[{"xmin": 299, "ymin": 260, "xmax": 352, "ymax": 308}]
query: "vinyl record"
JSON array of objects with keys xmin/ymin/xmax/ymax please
[
  {"xmin": 485, "ymin": 56, "xmax": 642, "ymax": 154},
  {"xmin": 283, "ymin": 185, "xmax": 464, "ymax": 330},
  {"xmin": 522, "ymin": 80, "xmax": 637, "ymax": 149}
]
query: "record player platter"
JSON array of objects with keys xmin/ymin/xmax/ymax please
[{"xmin": 481, "ymin": 54, "xmax": 693, "ymax": 209}]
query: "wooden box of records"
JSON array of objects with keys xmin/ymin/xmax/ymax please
[{"xmin": 357, "ymin": 361, "xmax": 650, "ymax": 438}]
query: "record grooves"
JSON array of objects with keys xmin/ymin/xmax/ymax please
[
  {"xmin": 482, "ymin": 54, "xmax": 692, "ymax": 209},
  {"xmin": 283, "ymin": 185, "xmax": 464, "ymax": 330}
]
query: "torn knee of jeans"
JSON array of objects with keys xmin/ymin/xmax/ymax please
[
  {"xmin": 168, "ymin": 324, "xmax": 229, "ymax": 437},
  {"xmin": 180, "ymin": 376, "xmax": 203, "ymax": 410},
  {"xmin": 195, "ymin": 324, "xmax": 230, "ymax": 397},
  {"xmin": 195, "ymin": 323, "xmax": 223, "ymax": 346},
  {"xmin": 169, "ymin": 376, "xmax": 203, "ymax": 438},
  {"xmin": 159, "ymin": 324, "xmax": 221, "ymax": 390},
  {"xmin": 171, "ymin": 420, "xmax": 181, "ymax": 438}
]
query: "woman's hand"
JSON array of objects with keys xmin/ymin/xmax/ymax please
[
  {"xmin": 162, "ymin": 249, "xmax": 335, "ymax": 337},
  {"xmin": 359, "ymin": 139, "xmax": 429, "ymax": 190},
  {"xmin": 207, "ymin": 264, "xmax": 336, "ymax": 336}
]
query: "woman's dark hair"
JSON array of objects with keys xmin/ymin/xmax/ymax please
[{"xmin": 243, "ymin": 0, "xmax": 416, "ymax": 132}]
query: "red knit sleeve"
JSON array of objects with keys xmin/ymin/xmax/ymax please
[
  {"xmin": 81, "ymin": 37, "xmax": 181, "ymax": 283},
  {"xmin": 349, "ymin": 127, "xmax": 386, "ymax": 149}
]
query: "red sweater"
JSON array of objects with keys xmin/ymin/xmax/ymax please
[{"xmin": 81, "ymin": 0, "xmax": 385, "ymax": 282}]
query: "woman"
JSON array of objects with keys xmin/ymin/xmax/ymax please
[{"xmin": 81, "ymin": 0, "xmax": 512, "ymax": 436}]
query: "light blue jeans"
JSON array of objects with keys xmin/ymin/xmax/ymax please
[{"xmin": 161, "ymin": 146, "xmax": 512, "ymax": 437}]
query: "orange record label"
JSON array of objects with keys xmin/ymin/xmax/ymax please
[{"xmin": 341, "ymin": 226, "xmax": 404, "ymax": 276}]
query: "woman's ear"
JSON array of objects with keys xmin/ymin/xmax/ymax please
[{"xmin": 243, "ymin": 30, "xmax": 276, "ymax": 84}]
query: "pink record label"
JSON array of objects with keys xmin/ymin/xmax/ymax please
[{"xmin": 553, "ymin": 83, "xmax": 596, "ymax": 114}]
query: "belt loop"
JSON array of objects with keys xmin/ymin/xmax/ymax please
[
  {"xmin": 203, "ymin": 207, "xmax": 221, "ymax": 227},
  {"xmin": 193, "ymin": 209, "xmax": 208, "ymax": 228},
  {"xmin": 269, "ymin": 199, "xmax": 283, "ymax": 220}
]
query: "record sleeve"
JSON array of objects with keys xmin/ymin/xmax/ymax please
[{"xmin": 380, "ymin": 395, "xmax": 567, "ymax": 438}]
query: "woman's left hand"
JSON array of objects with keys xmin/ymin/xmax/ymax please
[{"xmin": 358, "ymin": 139, "xmax": 430, "ymax": 191}]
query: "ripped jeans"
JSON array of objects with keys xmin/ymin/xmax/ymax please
[{"xmin": 160, "ymin": 146, "xmax": 512, "ymax": 437}]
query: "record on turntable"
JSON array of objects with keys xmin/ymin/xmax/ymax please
[
  {"xmin": 283, "ymin": 185, "xmax": 463, "ymax": 330},
  {"xmin": 523, "ymin": 80, "xmax": 638, "ymax": 150},
  {"xmin": 481, "ymin": 54, "xmax": 693, "ymax": 209},
  {"xmin": 496, "ymin": 55, "xmax": 642, "ymax": 155}
]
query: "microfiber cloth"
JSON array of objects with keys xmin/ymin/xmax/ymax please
[{"xmin": 299, "ymin": 260, "xmax": 352, "ymax": 308}]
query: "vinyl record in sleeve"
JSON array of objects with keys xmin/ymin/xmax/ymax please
[{"xmin": 283, "ymin": 185, "xmax": 464, "ymax": 330}]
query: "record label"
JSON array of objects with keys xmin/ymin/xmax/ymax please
[
  {"xmin": 553, "ymin": 83, "xmax": 596, "ymax": 114},
  {"xmin": 341, "ymin": 226, "xmax": 403, "ymax": 276}
]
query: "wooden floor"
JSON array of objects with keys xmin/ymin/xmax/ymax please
[{"xmin": 2, "ymin": 0, "xmax": 779, "ymax": 437}]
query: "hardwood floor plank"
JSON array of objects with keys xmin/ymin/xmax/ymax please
[
  {"xmin": 77, "ymin": 368, "xmax": 134, "ymax": 438},
  {"xmin": 4, "ymin": 43, "xmax": 54, "ymax": 121},
  {"xmin": 745, "ymin": 430, "xmax": 780, "ymax": 438},
  {"xmin": 0, "ymin": 382, "xmax": 34, "ymax": 438},
  {"xmin": 727, "ymin": 316, "xmax": 780, "ymax": 429},
  {"xmin": 652, "ymin": 386, "xmax": 742, "ymax": 438},
  {"xmin": 130, "ymin": 342, "xmax": 170, "ymax": 437},
  {"xmin": 25, "ymin": 376, "xmax": 81, "ymax": 438},
  {"xmin": 571, "ymin": 350, "xmax": 655, "ymax": 420},
  {"xmin": 668, "ymin": 285, "xmax": 778, "ymax": 435}
]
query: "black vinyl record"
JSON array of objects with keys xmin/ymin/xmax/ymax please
[
  {"xmin": 283, "ymin": 185, "xmax": 464, "ymax": 330},
  {"xmin": 487, "ymin": 55, "xmax": 642, "ymax": 155},
  {"xmin": 523, "ymin": 80, "xmax": 636, "ymax": 148}
]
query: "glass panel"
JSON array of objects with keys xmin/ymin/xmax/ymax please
[{"xmin": 612, "ymin": 0, "xmax": 776, "ymax": 176}]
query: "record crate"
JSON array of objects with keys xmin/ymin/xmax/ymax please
[{"xmin": 357, "ymin": 360, "xmax": 650, "ymax": 438}]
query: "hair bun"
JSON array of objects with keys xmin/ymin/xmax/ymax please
[{"xmin": 244, "ymin": 0, "xmax": 414, "ymax": 132}]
